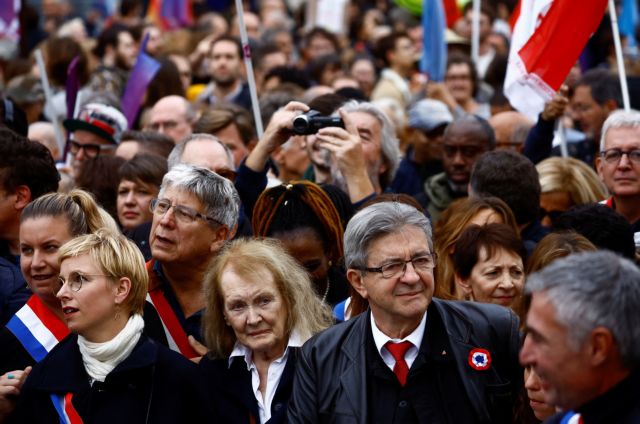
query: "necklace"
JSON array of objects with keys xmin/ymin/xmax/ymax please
[{"xmin": 321, "ymin": 279, "xmax": 331, "ymax": 303}]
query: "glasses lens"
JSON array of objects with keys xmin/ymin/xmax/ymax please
[
  {"xmin": 173, "ymin": 205, "xmax": 197, "ymax": 223},
  {"xmin": 381, "ymin": 262, "xmax": 404, "ymax": 278},
  {"xmin": 84, "ymin": 144, "xmax": 100, "ymax": 158},
  {"xmin": 604, "ymin": 150, "xmax": 622, "ymax": 163}
]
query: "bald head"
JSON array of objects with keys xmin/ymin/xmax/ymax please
[
  {"xmin": 489, "ymin": 111, "xmax": 533, "ymax": 152},
  {"xmin": 28, "ymin": 121, "xmax": 60, "ymax": 161},
  {"xmin": 147, "ymin": 95, "xmax": 196, "ymax": 143}
]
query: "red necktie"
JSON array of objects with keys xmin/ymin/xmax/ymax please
[{"xmin": 385, "ymin": 341, "xmax": 413, "ymax": 386}]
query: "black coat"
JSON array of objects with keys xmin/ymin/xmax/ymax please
[
  {"xmin": 288, "ymin": 298, "xmax": 522, "ymax": 424},
  {"xmin": 199, "ymin": 348, "xmax": 298, "ymax": 424},
  {"xmin": 544, "ymin": 370, "xmax": 640, "ymax": 424},
  {"xmin": 9, "ymin": 334, "xmax": 208, "ymax": 424}
]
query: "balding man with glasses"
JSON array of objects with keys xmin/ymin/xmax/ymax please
[
  {"xmin": 288, "ymin": 202, "xmax": 522, "ymax": 424},
  {"xmin": 597, "ymin": 110, "xmax": 640, "ymax": 252},
  {"xmin": 146, "ymin": 164, "xmax": 240, "ymax": 359}
]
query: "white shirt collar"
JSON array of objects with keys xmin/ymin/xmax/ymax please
[
  {"xmin": 370, "ymin": 311, "xmax": 427, "ymax": 357},
  {"xmin": 228, "ymin": 330, "xmax": 303, "ymax": 369}
]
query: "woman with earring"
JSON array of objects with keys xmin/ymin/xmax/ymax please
[{"xmin": 9, "ymin": 230, "xmax": 206, "ymax": 423}]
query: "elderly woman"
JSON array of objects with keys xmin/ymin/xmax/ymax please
[
  {"xmin": 199, "ymin": 238, "xmax": 333, "ymax": 424},
  {"xmin": 9, "ymin": 230, "xmax": 205, "ymax": 423},
  {"xmin": 452, "ymin": 223, "xmax": 526, "ymax": 312}
]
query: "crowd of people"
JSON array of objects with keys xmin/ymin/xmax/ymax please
[{"xmin": 0, "ymin": 0, "xmax": 639, "ymax": 422}]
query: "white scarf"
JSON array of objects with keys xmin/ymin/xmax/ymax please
[{"xmin": 77, "ymin": 314, "xmax": 145, "ymax": 383}]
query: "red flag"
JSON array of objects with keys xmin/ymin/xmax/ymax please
[
  {"xmin": 443, "ymin": 0, "xmax": 461, "ymax": 28},
  {"xmin": 504, "ymin": 0, "xmax": 608, "ymax": 120}
]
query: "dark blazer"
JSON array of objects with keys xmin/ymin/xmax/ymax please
[
  {"xmin": 288, "ymin": 298, "xmax": 522, "ymax": 424},
  {"xmin": 199, "ymin": 348, "xmax": 298, "ymax": 424},
  {"xmin": 9, "ymin": 334, "xmax": 207, "ymax": 424}
]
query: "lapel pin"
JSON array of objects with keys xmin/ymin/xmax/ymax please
[{"xmin": 468, "ymin": 348, "xmax": 491, "ymax": 371}]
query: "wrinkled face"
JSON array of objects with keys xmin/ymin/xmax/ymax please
[
  {"xmin": 212, "ymin": 123, "xmax": 249, "ymax": 168},
  {"xmin": 57, "ymin": 254, "xmax": 121, "ymax": 343},
  {"xmin": 524, "ymin": 361, "xmax": 557, "ymax": 421},
  {"xmin": 148, "ymin": 99, "xmax": 192, "ymax": 143},
  {"xmin": 539, "ymin": 191, "xmax": 572, "ymax": 228},
  {"xmin": 330, "ymin": 111, "xmax": 386, "ymax": 191},
  {"xmin": 571, "ymin": 85, "xmax": 609, "ymax": 139},
  {"xmin": 350, "ymin": 225, "xmax": 434, "ymax": 332},
  {"xmin": 459, "ymin": 247, "xmax": 524, "ymax": 309},
  {"xmin": 149, "ymin": 186, "xmax": 218, "ymax": 266},
  {"xmin": 520, "ymin": 291, "xmax": 598, "ymax": 410},
  {"xmin": 442, "ymin": 122, "xmax": 488, "ymax": 187},
  {"xmin": 116, "ymin": 31, "xmax": 137, "ymax": 70},
  {"xmin": 20, "ymin": 216, "xmax": 73, "ymax": 305},
  {"xmin": 275, "ymin": 227, "xmax": 330, "ymax": 296},
  {"xmin": 117, "ymin": 179, "xmax": 158, "ymax": 231},
  {"xmin": 221, "ymin": 265, "xmax": 288, "ymax": 358},
  {"xmin": 445, "ymin": 63, "xmax": 474, "ymax": 104},
  {"xmin": 597, "ymin": 127, "xmax": 640, "ymax": 198},
  {"xmin": 209, "ymin": 40, "xmax": 242, "ymax": 86}
]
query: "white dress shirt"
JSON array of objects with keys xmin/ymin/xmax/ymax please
[
  {"xmin": 370, "ymin": 312, "xmax": 427, "ymax": 371},
  {"xmin": 228, "ymin": 331, "xmax": 303, "ymax": 424}
]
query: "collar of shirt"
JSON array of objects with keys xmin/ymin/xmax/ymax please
[
  {"xmin": 209, "ymin": 81, "xmax": 243, "ymax": 105},
  {"xmin": 370, "ymin": 311, "xmax": 427, "ymax": 371},
  {"xmin": 227, "ymin": 329, "xmax": 303, "ymax": 369}
]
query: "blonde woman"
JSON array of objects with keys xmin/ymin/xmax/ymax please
[{"xmin": 200, "ymin": 238, "xmax": 333, "ymax": 424}]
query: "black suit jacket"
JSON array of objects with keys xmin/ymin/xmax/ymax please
[
  {"xmin": 288, "ymin": 298, "xmax": 522, "ymax": 424},
  {"xmin": 199, "ymin": 348, "xmax": 298, "ymax": 424}
]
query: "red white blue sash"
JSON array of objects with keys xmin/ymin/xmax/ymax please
[
  {"xmin": 6, "ymin": 295, "xmax": 69, "ymax": 362},
  {"xmin": 146, "ymin": 261, "xmax": 198, "ymax": 359},
  {"xmin": 50, "ymin": 392, "xmax": 83, "ymax": 424}
]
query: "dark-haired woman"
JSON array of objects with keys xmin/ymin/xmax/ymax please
[{"xmin": 252, "ymin": 181, "xmax": 349, "ymax": 306}]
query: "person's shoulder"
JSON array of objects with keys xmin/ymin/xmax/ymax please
[
  {"xmin": 433, "ymin": 298, "xmax": 518, "ymax": 329},
  {"xmin": 146, "ymin": 336, "xmax": 197, "ymax": 371},
  {"xmin": 302, "ymin": 313, "xmax": 366, "ymax": 353}
]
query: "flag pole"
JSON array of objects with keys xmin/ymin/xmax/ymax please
[
  {"xmin": 34, "ymin": 49, "xmax": 66, "ymax": 153},
  {"xmin": 233, "ymin": 0, "xmax": 264, "ymax": 138},
  {"xmin": 471, "ymin": 0, "xmax": 481, "ymax": 65},
  {"xmin": 609, "ymin": 0, "xmax": 631, "ymax": 111}
]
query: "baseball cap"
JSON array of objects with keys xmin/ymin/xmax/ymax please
[
  {"xmin": 63, "ymin": 103, "xmax": 128, "ymax": 144},
  {"xmin": 408, "ymin": 99, "xmax": 453, "ymax": 132}
]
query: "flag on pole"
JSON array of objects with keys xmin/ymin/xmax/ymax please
[
  {"xmin": 504, "ymin": 0, "xmax": 608, "ymax": 121},
  {"xmin": 420, "ymin": 0, "xmax": 447, "ymax": 82},
  {"xmin": 0, "ymin": 0, "xmax": 20, "ymax": 41},
  {"xmin": 65, "ymin": 57, "xmax": 80, "ymax": 120},
  {"xmin": 121, "ymin": 35, "xmax": 162, "ymax": 128}
]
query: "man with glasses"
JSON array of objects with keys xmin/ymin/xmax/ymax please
[
  {"xmin": 146, "ymin": 164, "xmax": 240, "ymax": 358},
  {"xmin": 423, "ymin": 114, "xmax": 495, "ymax": 221},
  {"xmin": 289, "ymin": 202, "xmax": 522, "ymax": 423},
  {"xmin": 597, "ymin": 110, "xmax": 640, "ymax": 249},
  {"xmin": 62, "ymin": 103, "xmax": 128, "ymax": 177}
]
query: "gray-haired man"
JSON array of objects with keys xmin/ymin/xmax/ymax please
[{"xmin": 520, "ymin": 250, "xmax": 640, "ymax": 423}]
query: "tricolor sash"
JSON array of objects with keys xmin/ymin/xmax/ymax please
[
  {"xmin": 560, "ymin": 411, "xmax": 583, "ymax": 424},
  {"xmin": 6, "ymin": 295, "xmax": 69, "ymax": 362},
  {"xmin": 50, "ymin": 392, "xmax": 83, "ymax": 424},
  {"xmin": 146, "ymin": 261, "xmax": 198, "ymax": 359}
]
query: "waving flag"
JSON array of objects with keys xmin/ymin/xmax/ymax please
[
  {"xmin": 121, "ymin": 35, "xmax": 162, "ymax": 127},
  {"xmin": 0, "ymin": 0, "xmax": 20, "ymax": 41},
  {"xmin": 504, "ymin": 0, "xmax": 608, "ymax": 120},
  {"xmin": 420, "ymin": 0, "xmax": 447, "ymax": 82},
  {"xmin": 147, "ymin": 0, "xmax": 193, "ymax": 30}
]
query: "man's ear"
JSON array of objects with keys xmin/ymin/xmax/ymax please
[
  {"xmin": 14, "ymin": 185, "xmax": 32, "ymax": 212},
  {"xmin": 209, "ymin": 225, "xmax": 232, "ymax": 254},
  {"xmin": 347, "ymin": 269, "xmax": 369, "ymax": 300},
  {"xmin": 454, "ymin": 273, "xmax": 472, "ymax": 297},
  {"xmin": 587, "ymin": 327, "xmax": 616, "ymax": 367}
]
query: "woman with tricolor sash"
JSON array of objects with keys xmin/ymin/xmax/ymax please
[
  {"xmin": 8, "ymin": 230, "xmax": 206, "ymax": 423},
  {"xmin": 0, "ymin": 191, "xmax": 119, "ymax": 377}
]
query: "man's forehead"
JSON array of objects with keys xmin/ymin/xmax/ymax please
[{"xmin": 604, "ymin": 126, "xmax": 640, "ymax": 148}]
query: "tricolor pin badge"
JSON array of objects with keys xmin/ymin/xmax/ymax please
[{"xmin": 468, "ymin": 348, "xmax": 491, "ymax": 371}]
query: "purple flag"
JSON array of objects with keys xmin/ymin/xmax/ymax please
[
  {"xmin": 66, "ymin": 56, "xmax": 80, "ymax": 119},
  {"xmin": 0, "ymin": 0, "xmax": 20, "ymax": 41},
  {"xmin": 121, "ymin": 35, "xmax": 162, "ymax": 128}
]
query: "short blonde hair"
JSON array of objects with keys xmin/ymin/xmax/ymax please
[
  {"xmin": 203, "ymin": 238, "xmax": 333, "ymax": 358},
  {"xmin": 536, "ymin": 157, "xmax": 607, "ymax": 204},
  {"xmin": 58, "ymin": 229, "xmax": 149, "ymax": 315}
]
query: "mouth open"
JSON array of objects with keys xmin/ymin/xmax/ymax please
[{"xmin": 62, "ymin": 307, "xmax": 79, "ymax": 315}]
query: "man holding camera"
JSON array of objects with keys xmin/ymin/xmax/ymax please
[{"xmin": 245, "ymin": 101, "xmax": 400, "ymax": 204}]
